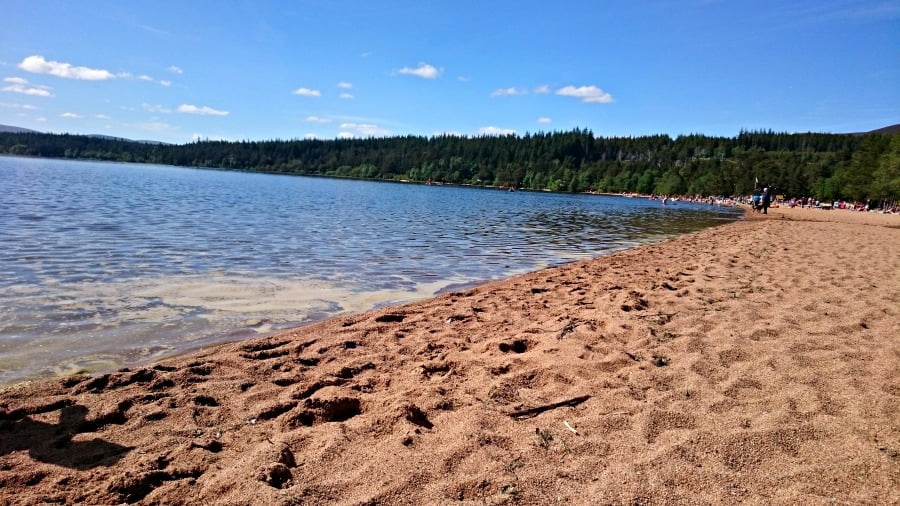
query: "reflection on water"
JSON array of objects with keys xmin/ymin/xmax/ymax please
[{"xmin": 0, "ymin": 156, "xmax": 741, "ymax": 385}]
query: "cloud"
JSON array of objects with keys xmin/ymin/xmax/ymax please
[
  {"xmin": 35, "ymin": 116, "xmax": 47, "ymax": 122},
  {"xmin": 398, "ymin": 62, "xmax": 440, "ymax": 79},
  {"xmin": 339, "ymin": 122, "xmax": 390, "ymax": 137},
  {"xmin": 337, "ymin": 81, "xmax": 352, "ymax": 89},
  {"xmin": 0, "ymin": 102, "xmax": 38, "ymax": 110},
  {"xmin": 304, "ymin": 133, "xmax": 320, "ymax": 140},
  {"xmin": 477, "ymin": 126, "xmax": 517, "ymax": 136},
  {"xmin": 130, "ymin": 121, "xmax": 174, "ymax": 132},
  {"xmin": 490, "ymin": 87, "xmax": 528, "ymax": 97},
  {"xmin": 292, "ymin": 87, "xmax": 322, "ymax": 97},
  {"xmin": 555, "ymin": 85, "xmax": 614, "ymax": 104},
  {"xmin": 60, "ymin": 112, "xmax": 82, "ymax": 118},
  {"xmin": 2, "ymin": 77, "xmax": 53, "ymax": 97},
  {"xmin": 19, "ymin": 55, "xmax": 115, "ymax": 80},
  {"xmin": 339, "ymin": 93, "xmax": 355, "ymax": 100},
  {"xmin": 177, "ymin": 104, "xmax": 229, "ymax": 116},
  {"xmin": 168, "ymin": 65, "xmax": 183, "ymax": 74},
  {"xmin": 96, "ymin": 114, "xmax": 111, "ymax": 120},
  {"xmin": 305, "ymin": 115, "xmax": 331, "ymax": 123},
  {"xmin": 114, "ymin": 71, "xmax": 170, "ymax": 86},
  {"xmin": 142, "ymin": 103, "xmax": 172, "ymax": 114},
  {"xmin": 534, "ymin": 85, "xmax": 551, "ymax": 94},
  {"xmin": 537, "ymin": 117, "xmax": 552, "ymax": 124},
  {"xmin": 337, "ymin": 132, "xmax": 356, "ymax": 139}
]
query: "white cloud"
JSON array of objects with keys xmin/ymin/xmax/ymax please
[
  {"xmin": 398, "ymin": 62, "xmax": 440, "ymax": 79},
  {"xmin": 305, "ymin": 115, "xmax": 331, "ymax": 123},
  {"xmin": 160, "ymin": 80, "xmax": 172, "ymax": 87},
  {"xmin": 168, "ymin": 65, "xmax": 183, "ymax": 74},
  {"xmin": 117, "ymin": 72, "xmax": 133, "ymax": 79},
  {"xmin": 35, "ymin": 116, "xmax": 47, "ymax": 122},
  {"xmin": 490, "ymin": 87, "xmax": 527, "ymax": 97},
  {"xmin": 130, "ymin": 121, "xmax": 174, "ymax": 132},
  {"xmin": 142, "ymin": 103, "xmax": 172, "ymax": 113},
  {"xmin": 292, "ymin": 87, "xmax": 322, "ymax": 97},
  {"xmin": 19, "ymin": 55, "xmax": 115, "ymax": 80},
  {"xmin": 338, "ymin": 132, "xmax": 356, "ymax": 139},
  {"xmin": 0, "ymin": 102, "xmax": 38, "ymax": 110},
  {"xmin": 339, "ymin": 93, "xmax": 355, "ymax": 100},
  {"xmin": 537, "ymin": 116, "xmax": 552, "ymax": 124},
  {"xmin": 555, "ymin": 85, "xmax": 614, "ymax": 104},
  {"xmin": 177, "ymin": 104, "xmax": 229, "ymax": 116},
  {"xmin": 2, "ymin": 77, "xmax": 53, "ymax": 97},
  {"xmin": 534, "ymin": 85, "xmax": 551, "ymax": 94},
  {"xmin": 457, "ymin": 76, "xmax": 471, "ymax": 82},
  {"xmin": 96, "ymin": 114, "xmax": 111, "ymax": 120},
  {"xmin": 60, "ymin": 112, "xmax": 82, "ymax": 118},
  {"xmin": 304, "ymin": 133, "xmax": 320, "ymax": 139},
  {"xmin": 138, "ymin": 74, "xmax": 154, "ymax": 81},
  {"xmin": 477, "ymin": 126, "xmax": 517, "ymax": 136},
  {"xmin": 337, "ymin": 81, "xmax": 352, "ymax": 89},
  {"xmin": 339, "ymin": 122, "xmax": 390, "ymax": 137}
]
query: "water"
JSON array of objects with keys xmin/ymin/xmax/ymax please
[{"xmin": 0, "ymin": 156, "xmax": 741, "ymax": 385}]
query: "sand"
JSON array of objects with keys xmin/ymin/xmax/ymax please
[{"xmin": 1, "ymin": 207, "xmax": 898, "ymax": 505}]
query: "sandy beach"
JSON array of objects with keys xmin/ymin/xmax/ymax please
[{"xmin": 1, "ymin": 207, "xmax": 898, "ymax": 505}]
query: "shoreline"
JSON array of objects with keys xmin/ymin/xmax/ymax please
[
  {"xmin": 0, "ymin": 185, "xmax": 742, "ymax": 389},
  {"xmin": 1, "ymin": 208, "xmax": 898, "ymax": 504}
]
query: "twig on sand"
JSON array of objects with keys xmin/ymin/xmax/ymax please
[
  {"xmin": 635, "ymin": 312, "xmax": 677, "ymax": 321},
  {"xmin": 508, "ymin": 395, "xmax": 591, "ymax": 420},
  {"xmin": 563, "ymin": 420, "xmax": 578, "ymax": 434}
]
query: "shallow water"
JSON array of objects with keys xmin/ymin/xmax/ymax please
[{"xmin": 0, "ymin": 156, "xmax": 741, "ymax": 384}]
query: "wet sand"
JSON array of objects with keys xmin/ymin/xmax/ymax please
[{"xmin": 1, "ymin": 208, "xmax": 898, "ymax": 504}]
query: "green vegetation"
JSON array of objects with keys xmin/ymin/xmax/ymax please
[{"xmin": 1, "ymin": 129, "xmax": 897, "ymax": 202}]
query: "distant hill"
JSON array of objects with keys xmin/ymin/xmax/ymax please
[
  {"xmin": 861, "ymin": 123, "xmax": 900, "ymax": 135},
  {"xmin": 88, "ymin": 134, "xmax": 170, "ymax": 146},
  {"xmin": 0, "ymin": 124, "xmax": 167, "ymax": 144},
  {"xmin": 0, "ymin": 124, "xmax": 39, "ymax": 134}
]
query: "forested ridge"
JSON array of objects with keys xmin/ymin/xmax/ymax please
[{"xmin": 1, "ymin": 129, "xmax": 898, "ymax": 202}]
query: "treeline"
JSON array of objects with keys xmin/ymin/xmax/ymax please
[{"xmin": 1, "ymin": 128, "xmax": 897, "ymax": 201}]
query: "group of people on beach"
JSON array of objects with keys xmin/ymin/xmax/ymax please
[
  {"xmin": 751, "ymin": 185, "xmax": 774, "ymax": 214},
  {"xmin": 639, "ymin": 190, "xmax": 898, "ymax": 215}
]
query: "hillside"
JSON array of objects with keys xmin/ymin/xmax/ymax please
[
  {"xmin": 0, "ymin": 124, "xmax": 38, "ymax": 134},
  {"xmin": 1, "ymin": 125, "xmax": 897, "ymax": 202},
  {"xmin": 863, "ymin": 123, "xmax": 900, "ymax": 135}
]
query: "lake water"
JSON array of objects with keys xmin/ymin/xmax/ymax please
[{"xmin": 0, "ymin": 156, "xmax": 741, "ymax": 385}]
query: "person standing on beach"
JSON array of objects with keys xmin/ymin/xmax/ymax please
[{"xmin": 761, "ymin": 185, "xmax": 772, "ymax": 214}]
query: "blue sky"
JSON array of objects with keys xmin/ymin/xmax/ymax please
[{"xmin": 1, "ymin": 0, "xmax": 898, "ymax": 144}]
